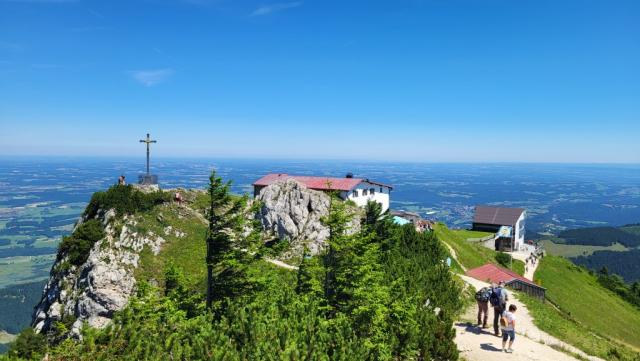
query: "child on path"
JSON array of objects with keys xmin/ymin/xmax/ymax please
[{"xmin": 501, "ymin": 304, "xmax": 517, "ymax": 353}]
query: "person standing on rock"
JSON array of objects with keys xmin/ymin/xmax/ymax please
[{"xmin": 501, "ymin": 304, "xmax": 517, "ymax": 353}]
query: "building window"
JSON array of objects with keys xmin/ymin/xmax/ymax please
[
  {"xmin": 352, "ymin": 190, "xmax": 358, "ymax": 197},
  {"xmin": 370, "ymin": 188, "xmax": 375, "ymax": 195},
  {"xmin": 363, "ymin": 189, "xmax": 368, "ymax": 196},
  {"xmin": 380, "ymin": 187, "xmax": 383, "ymax": 193}
]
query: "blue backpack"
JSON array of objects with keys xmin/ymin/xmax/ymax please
[{"xmin": 489, "ymin": 287, "xmax": 502, "ymax": 306}]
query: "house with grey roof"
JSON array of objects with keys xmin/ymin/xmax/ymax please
[{"xmin": 472, "ymin": 206, "xmax": 526, "ymax": 252}]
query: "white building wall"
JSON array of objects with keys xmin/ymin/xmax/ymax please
[
  {"xmin": 342, "ymin": 181, "xmax": 391, "ymax": 213},
  {"xmin": 514, "ymin": 212, "xmax": 526, "ymax": 250}
]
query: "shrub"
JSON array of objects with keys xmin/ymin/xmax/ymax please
[
  {"xmin": 8, "ymin": 327, "xmax": 47, "ymax": 360},
  {"xmin": 495, "ymin": 252, "xmax": 512, "ymax": 268},
  {"xmin": 58, "ymin": 219, "xmax": 105, "ymax": 266},
  {"xmin": 84, "ymin": 185, "xmax": 169, "ymax": 219}
]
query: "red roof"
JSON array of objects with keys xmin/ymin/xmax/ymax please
[
  {"xmin": 253, "ymin": 173, "xmax": 392, "ymax": 191},
  {"xmin": 466, "ymin": 263, "xmax": 541, "ymax": 289}
]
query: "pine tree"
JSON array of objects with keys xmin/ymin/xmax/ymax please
[
  {"xmin": 363, "ymin": 200, "xmax": 395, "ymax": 243},
  {"xmin": 321, "ymin": 192, "xmax": 352, "ymax": 316},
  {"xmin": 296, "ymin": 247, "xmax": 325, "ymax": 302},
  {"xmin": 322, "ymin": 195, "xmax": 392, "ymax": 358},
  {"xmin": 205, "ymin": 170, "xmax": 254, "ymax": 310}
]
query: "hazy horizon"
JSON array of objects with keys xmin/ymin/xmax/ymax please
[{"xmin": 1, "ymin": 154, "xmax": 640, "ymax": 165}]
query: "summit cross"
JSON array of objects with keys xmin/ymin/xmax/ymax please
[{"xmin": 139, "ymin": 133, "xmax": 157, "ymax": 175}]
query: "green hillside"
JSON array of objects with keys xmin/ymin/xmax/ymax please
[
  {"xmin": 522, "ymin": 255, "xmax": 640, "ymax": 360},
  {"xmin": 534, "ymin": 224, "xmax": 640, "ymax": 283},
  {"xmin": 433, "ymin": 223, "xmax": 525, "ymax": 275},
  {"xmin": 437, "ymin": 223, "xmax": 640, "ymax": 360}
]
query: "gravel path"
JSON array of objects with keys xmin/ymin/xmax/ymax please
[{"xmin": 455, "ymin": 275, "xmax": 604, "ymax": 361}]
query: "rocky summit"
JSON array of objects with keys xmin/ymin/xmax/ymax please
[
  {"xmin": 256, "ymin": 179, "xmax": 360, "ymax": 257},
  {"xmin": 30, "ymin": 179, "xmax": 358, "ymax": 338},
  {"xmin": 32, "ymin": 208, "xmax": 168, "ymax": 337}
]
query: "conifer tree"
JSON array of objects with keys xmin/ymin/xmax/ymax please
[
  {"xmin": 321, "ymin": 191, "xmax": 352, "ymax": 316},
  {"xmin": 364, "ymin": 200, "xmax": 384, "ymax": 226},
  {"xmin": 363, "ymin": 200, "xmax": 395, "ymax": 242},
  {"xmin": 322, "ymin": 194, "xmax": 392, "ymax": 358},
  {"xmin": 205, "ymin": 170, "xmax": 253, "ymax": 310},
  {"xmin": 296, "ymin": 246, "xmax": 325, "ymax": 302}
]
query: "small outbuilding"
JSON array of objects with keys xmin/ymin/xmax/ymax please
[
  {"xmin": 466, "ymin": 263, "xmax": 545, "ymax": 300},
  {"xmin": 472, "ymin": 206, "xmax": 526, "ymax": 252}
]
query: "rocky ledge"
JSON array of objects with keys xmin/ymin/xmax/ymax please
[
  {"xmin": 256, "ymin": 179, "xmax": 360, "ymax": 257},
  {"xmin": 32, "ymin": 209, "xmax": 167, "ymax": 338}
]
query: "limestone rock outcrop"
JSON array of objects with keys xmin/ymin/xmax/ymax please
[
  {"xmin": 256, "ymin": 179, "xmax": 360, "ymax": 257},
  {"xmin": 32, "ymin": 209, "xmax": 166, "ymax": 338}
]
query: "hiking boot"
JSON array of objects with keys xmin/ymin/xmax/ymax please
[{"xmin": 506, "ymin": 348, "xmax": 514, "ymax": 353}]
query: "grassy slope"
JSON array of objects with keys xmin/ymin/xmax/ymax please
[
  {"xmin": 435, "ymin": 222, "xmax": 640, "ymax": 359},
  {"xmin": 433, "ymin": 223, "xmax": 525, "ymax": 276},
  {"xmin": 522, "ymin": 255, "xmax": 640, "ymax": 360},
  {"xmin": 134, "ymin": 192, "xmax": 297, "ymax": 293},
  {"xmin": 134, "ymin": 201, "xmax": 210, "ymax": 291}
]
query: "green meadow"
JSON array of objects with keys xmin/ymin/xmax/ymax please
[
  {"xmin": 542, "ymin": 239, "xmax": 629, "ymax": 258},
  {"xmin": 433, "ymin": 223, "xmax": 525, "ymax": 275},
  {"xmin": 522, "ymin": 255, "xmax": 640, "ymax": 360}
]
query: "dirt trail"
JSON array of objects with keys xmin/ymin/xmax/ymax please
[
  {"xmin": 456, "ymin": 275, "xmax": 604, "ymax": 361},
  {"xmin": 509, "ymin": 252, "xmax": 539, "ymax": 281},
  {"xmin": 265, "ymin": 258, "xmax": 298, "ymax": 270},
  {"xmin": 443, "ymin": 242, "xmax": 466, "ymax": 272}
]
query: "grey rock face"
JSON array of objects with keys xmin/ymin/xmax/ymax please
[
  {"xmin": 32, "ymin": 211, "xmax": 166, "ymax": 338},
  {"xmin": 256, "ymin": 179, "xmax": 359, "ymax": 257}
]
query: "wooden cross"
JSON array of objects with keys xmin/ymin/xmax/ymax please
[{"xmin": 139, "ymin": 133, "xmax": 157, "ymax": 175}]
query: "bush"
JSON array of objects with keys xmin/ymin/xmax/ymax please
[
  {"xmin": 84, "ymin": 185, "xmax": 169, "ymax": 219},
  {"xmin": 8, "ymin": 328, "xmax": 46, "ymax": 360},
  {"xmin": 495, "ymin": 252, "xmax": 512, "ymax": 268},
  {"xmin": 58, "ymin": 219, "xmax": 105, "ymax": 266}
]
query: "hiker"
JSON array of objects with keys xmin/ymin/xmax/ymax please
[
  {"xmin": 474, "ymin": 286, "xmax": 491, "ymax": 328},
  {"xmin": 490, "ymin": 281, "xmax": 509, "ymax": 336},
  {"xmin": 501, "ymin": 304, "xmax": 518, "ymax": 353},
  {"xmin": 174, "ymin": 191, "xmax": 184, "ymax": 204},
  {"xmin": 118, "ymin": 175, "xmax": 126, "ymax": 186}
]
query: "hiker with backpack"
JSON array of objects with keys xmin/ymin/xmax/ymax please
[
  {"xmin": 501, "ymin": 304, "xmax": 518, "ymax": 353},
  {"xmin": 490, "ymin": 281, "xmax": 509, "ymax": 336},
  {"xmin": 475, "ymin": 286, "xmax": 491, "ymax": 328}
]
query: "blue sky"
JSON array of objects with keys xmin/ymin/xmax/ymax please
[{"xmin": 0, "ymin": 0, "xmax": 638, "ymax": 162}]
